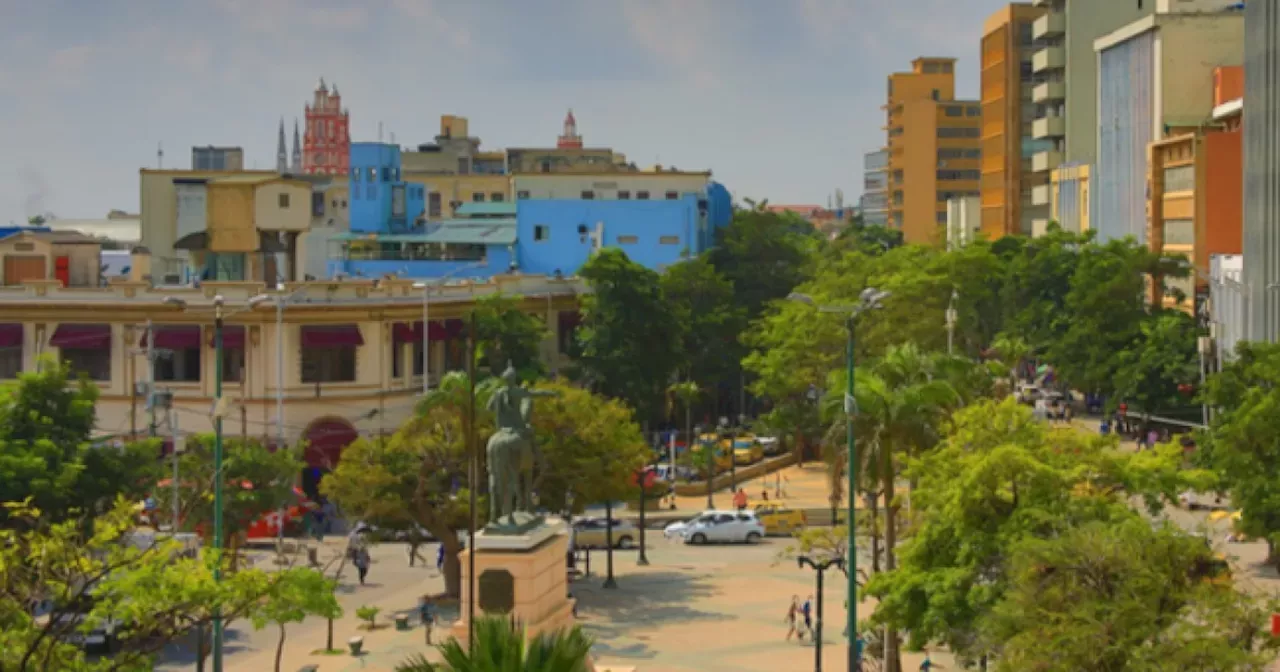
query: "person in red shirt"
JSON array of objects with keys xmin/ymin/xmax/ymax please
[{"xmin": 733, "ymin": 488, "xmax": 748, "ymax": 511}]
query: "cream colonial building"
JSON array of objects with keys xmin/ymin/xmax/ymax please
[{"xmin": 0, "ymin": 272, "xmax": 582, "ymax": 493}]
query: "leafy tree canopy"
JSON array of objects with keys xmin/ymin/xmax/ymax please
[
  {"xmin": 472, "ymin": 293, "xmax": 549, "ymax": 378},
  {"xmin": 658, "ymin": 256, "xmax": 746, "ymax": 388}
]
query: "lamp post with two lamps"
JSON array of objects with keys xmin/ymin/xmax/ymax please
[
  {"xmin": 787, "ymin": 287, "xmax": 890, "ymax": 672},
  {"xmin": 797, "ymin": 554, "xmax": 845, "ymax": 672}
]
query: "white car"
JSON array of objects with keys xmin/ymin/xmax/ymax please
[{"xmin": 664, "ymin": 510, "xmax": 765, "ymax": 545}]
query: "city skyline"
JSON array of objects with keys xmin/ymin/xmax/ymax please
[{"xmin": 1, "ymin": 0, "xmax": 1013, "ymax": 220}]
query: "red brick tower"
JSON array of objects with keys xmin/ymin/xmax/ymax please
[
  {"xmin": 556, "ymin": 109, "xmax": 583, "ymax": 149},
  {"xmin": 302, "ymin": 78, "xmax": 350, "ymax": 176}
]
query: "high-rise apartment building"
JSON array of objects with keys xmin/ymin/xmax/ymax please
[
  {"xmin": 885, "ymin": 57, "xmax": 982, "ymax": 245},
  {"xmin": 861, "ymin": 150, "xmax": 889, "ymax": 227},
  {"xmin": 1244, "ymin": 0, "xmax": 1280, "ymax": 342},
  {"xmin": 981, "ymin": 4, "xmax": 1047, "ymax": 239},
  {"xmin": 1029, "ymin": 0, "xmax": 1154, "ymax": 233}
]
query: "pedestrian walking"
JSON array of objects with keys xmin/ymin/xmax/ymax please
[
  {"xmin": 419, "ymin": 596, "xmax": 435, "ymax": 644},
  {"xmin": 354, "ymin": 547, "xmax": 371, "ymax": 585},
  {"xmin": 733, "ymin": 488, "xmax": 748, "ymax": 512},
  {"xmin": 406, "ymin": 530, "xmax": 426, "ymax": 567},
  {"xmin": 784, "ymin": 595, "xmax": 800, "ymax": 641},
  {"xmin": 436, "ymin": 543, "xmax": 445, "ymax": 573},
  {"xmin": 920, "ymin": 648, "xmax": 936, "ymax": 670},
  {"xmin": 800, "ymin": 595, "xmax": 813, "ymax": 641}
]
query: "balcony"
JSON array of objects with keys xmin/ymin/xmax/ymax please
[
  {"xmin": 1031, "ymin": 218, "xmax": 1052, "ymax": 237},
  {"xmin": 1033, "ymin": 45, "xmax": 1065, "ymax": 73},
  {"xmin": 1032, "ymin": 80, "xmax": 1066, "ymax": 103},
  {"xmin": 1032, "ymin": 150, "xmax": 1063, "ymax": 173},
  {"xmin": 1033, "ymin": 12, "xmax": 1064, "ymax": 40},
  {"xmin": 1032, "ymin": 116, "xmax": 1066, "ymax": 139},
  {"xmin": 1032, "ymin": 185, "xmax": 1052, "ymax": 206}
]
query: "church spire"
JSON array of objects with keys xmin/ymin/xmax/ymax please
[
  {"xmin": 276, "ymin": 118, "xmax": 287, "ymax": 173},
  {"xmin": 291, "ymin": 119, "xmax": 302, "ymax": 173},
  {"xmin": 557, "ymin": 108, "xmax": 583, "ymax": 149}
]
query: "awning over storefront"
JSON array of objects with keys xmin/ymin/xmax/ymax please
[
  {"xmin": 393, "ymin": 320, "xmax": 463, "ymax": 343},
  {"xmin": 141, "ymin": 325, "xmax": 201, "ymax": 350},
  {"xmin": 0, "ymin": 324, "xmax": 22, "ymax": 348},
  {"xmin": 208, "ymin": 325, "xmax": 246, "ymax": 349},
  {"xmin": 300, "ymin": 324, "xmax": 364, "ymax": 348},
  {"xmin": 50, "ymin": 324, "xmax": 111, "ymax": 349}
]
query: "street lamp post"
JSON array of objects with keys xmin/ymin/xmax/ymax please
[
  {"xmin": 788, "ymin": 288, "xmax": 889, "ymax": 672},
  {"xmin": 636, "ymin": 467, "xmax": 651, "ymax": 566},
  {"xmin": 695, "ymin": 423, "xmax": 712, "ymax": 509},
  {"xmin": 798, "ymin": 555, "xmax": 846, "ymax": 672},
  {"xmin": 603, "ymin": 498, "xmax": 618, "ymax": 589},
  {"xmin": 945, "ymin": 289, "xmax": 958, "ymax": 357},
  {"xmin": 721, "ymin": 416, "xmax": 736, "ymax": 494}
]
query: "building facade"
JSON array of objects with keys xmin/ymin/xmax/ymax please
[
  {"xmin": 192, "ymin": 146, "xmax": 244, "ymax": 172},
  {"xmin": 861, "ymin": 150, "xmax": 889, "ymax": 227},
  {"xmin": 1244, "ymin": 0, "xmax": 1280, "ymax": 342},
  {"xmin": 1094, "ymin": 9, "xmax": 1243, "ymax": 243},
  {"xmin": 0, "ymin": 275, "xmax": 583, "ymax": 490},
  {"xmin": 885, "ymin": 57, "xmax": 982, "ymax": 244},
  {"xmin": 1146, "ymin": 65, "xmax": 1243, "ymax": 310},
  {"xmin": 348, "ymin": 143, "xmax": 426, "ymax": 235},
  {"xmin": 981, "ymin": 4, "xmax": 1047, "ymax": 239},
  {"xmin": 1050, "ymin": 163, "xmax": 1091, "ymax": 234},
  {"xmin": 302, "ymin": 79, "xmax": 351, "ymax": 177},
  {"xmin": 946, "ymin": 196, "xmax": 982, "ymax": 249},
  {"xmin": 1027, "ymin": 0, "xmax": 1156, "ymax": 222}
]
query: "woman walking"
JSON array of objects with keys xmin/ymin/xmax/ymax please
[
  {"xmin": 784, "ymin": 595, "xmax": 800, "ymax": 641},
  {"xmin": 354, "ymin": 546, "xmax": 371, "ymax": 585}
]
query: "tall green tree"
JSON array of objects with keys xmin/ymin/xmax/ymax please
[
  {"xmin": 0, "ymin": 362, "xmax": 158, "ymax": 527},
  {"xmin": 575, "ymin": 249, "xmax": 683, "ymax": 420},
  {"xmin": 1112, "ymin": 310, "xmax": 1200, "ymax": 417},
  {"xmin": 658, "ymin": 257, "xmax": 745, "ymax": 388},
  {"xmin": 472, "ymin": 293, "xmax": 549, "ymax": 377},
  {"xmin": 707, "ymin": 208, "xmax": 817, "ymax": 321},
  {"xmin": 250, "ymin": 567, "xmax": 343, "ymax": 672}
]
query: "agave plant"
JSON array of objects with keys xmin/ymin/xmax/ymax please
[{"xmin": 395, "ymin": 616, "xmax": 595, "ymax": 672}]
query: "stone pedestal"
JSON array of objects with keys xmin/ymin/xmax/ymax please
[{"xmin": 451, "ymin": 519, "xmax": 576, "ymax": 646}]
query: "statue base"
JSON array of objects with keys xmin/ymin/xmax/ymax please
[
  {"xmin": 451, "ymin": 518, "xmax": 576, "ymax": 647},
  {"xmin": 483, "ymin": 510, "xmax": 546, "ymax": 536}
]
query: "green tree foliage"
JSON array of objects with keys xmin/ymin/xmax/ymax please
[
  {"xmin": 658, "ymin": 256, "xmax": 746, "ymax": 388},
  {"xmin": 1200, "ymin": 342, "xmax": 1280, "ymax": 563},
  {"xmin": 707, "ymin": 209, "xmax": 817, "ymax": 321},
  {"xmin": 828, "ymin": 221, "xmax": 903, "ymax": 258},
  {"xmin": 528, "ymin": 381, "xmax": 652, "ymax": 513},
  {"xmin": 249, "ymin": 567, "xmax": 342, "ymax": 672},
  {"xmin": 472, "ymin": 293, "xmax": 549, "ymax": 377},
  {"xmin": 1112, "ymin": 310, "xmax": 1201, "ymax": 416},
  {"xmin": 0, "ymin": 501, "xmax": 296, "ymax": 671},
  {"xmin": 983, "ymin": 519, "xmax": 1280, "ymax": 670},
  {"xmin": 576, "ymin": 248, "xmax": 683, "ymax": 420},
  {"xmin": 996, "ymin": 227, "xmax": 1085, "ymax": 353},
  {"xmin": 395, "ymin": 616, "xmax": 594, "ymax": 672},
  {"xmin": 165, "ymin": 436, "xmax": 302, "ymax": 547},
  {"xmin": 865, "ymin": 398, "xmax": 1206, "ymax": 662},
  {"xmin": 0, "ymin": 362, "xmax": 158, "ymax": 526}
]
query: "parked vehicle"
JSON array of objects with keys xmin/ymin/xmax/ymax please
[
  {"xmin": 654, "ymin": 462, "xmax": 694, "ymax": 482},
  {"xmin": 732, "ymin": 437, "xmax": 764, "ymax": 465},
  {"xmin": 663, "ymin": 510, "xmax": 765, "ymax": 545},
  {"xmin": 757, "ymin": 436, "xmax": 784, "ymax": 456},
  {"xmin": 572, "ymin": 517, "xmax": 639, "ymax": 549},
  {"xmin": 754, "ymin": 505, "xmax": 807, "ymax": 535}
]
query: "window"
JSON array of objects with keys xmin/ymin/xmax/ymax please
[
  {"xmin": 581, "ymin": 190, "xmax": 595, "ymax": 200},
  {"xmin": 458, "ymin": 158, "xmax": 471, "ymax": 175},
  {"xmin": 63, "ymin": 349, "xmax": 110, "ymax": 381},
  {"xmin": 391, "ymin": 185, "xmax": 406, "ymax": 217},
  {"xmin": 428, "ymin": 192, "xmax": 442, "ymax": 217},
  {"xmin": 936, "ymin": 211, "xmax": 948, "ymax": 224},
  {"xmin": 931, "ymin": 89, "xmax": 940, "ymax": 101},
  {"xmin": 367, "ymin": 167, "xmax": 377, "ymax": 182},
  {"xmin": 222, "ymin": 346, "xmax": 244, "ymax": 383},
  {"xmin": 617, "ymin": 235, "xmax": 639, "ymax": 244},
  {"xmin": 350, "ymin": 167, "xmax": 359, "ymax": 182},
  {"xmin": 944, "ymin": 106, "xmax": 962, "ymax": 117},
  {"xmin": 659, "ymin": 235, "xmax": 680, "ymax": 245},
  {"xmin": 472, "ymin": 192, "xmax": 486, "ymax": 202},
  {"xmin": 412, "ymin": 340, "xmax": 424, "ymax": 377},
  {"xmin": 938, "ymin": 148, "xmax": 981, "ymax": 160},
  {"xmin": 1163, "ymin": 165, "xmax": 1194, "ymax": 193},
  {"xmin": 937, "ymin": 127, "xmax": 980, "ymax": 138},
  {"xmin": 966, "ymin": 105, "xmax": 981, "ymax": 116},
  {"xmin": 665, "ymin": 191, "xmax": 679, "ymax": 200},
  {"xmin": 392, "ymin": 342, "xmax": 405, "ymax": 379},
  {"xmin": 618, "ymin": 190, "xmax": 631, "ymax": 200},
  {"xmin": 636, "ymin": 191, "xmax": 650, "ymax": 200},
  {"xmin": 278, "ymin": 193, "xmax": 291, "ymax": 208},
  {"xmin": 490, "ymin": 192, "xmax": 505, "ymax": 202},
  {"xmin": 315, "ymin": 154, "xmax": 325, "ymax": 166},
  {"xmin": 937, "ymin": 169, "xmax": 981, "ymax": 181},
  {"xmin": 517, "ymin": 190, "xmax": 530, "ymax": 200},
  {"xmin": 312, "ymin": 192, "xmax": 325, "ymax": 216},
  {"xmin": 1163, "ymin": 218, "xmax": 1195, "ymax": 245},
  {"xmin": 0, "ymin": 347, "xmax": 19, "ymax": 378},
  {"xmin": 156, "ymin": 347, "xmax": 201, "ymax": 382},
  {"xmin": 534, "ymin": 225, "xmax": 550, "ymax": 242},
  {"xmin": 301, "ymin": 348, "xmax": 357, "ymax": 383}
]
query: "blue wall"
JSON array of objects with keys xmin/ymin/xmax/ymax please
[
  {"xmin": 705, "ymin": 181, "xmax": 732, "ymax": 250},
  {"xmin": 1096, "ymin": 32, "xmax": 1154, "ymax": 243},
  {"xmin": 515, "ymin": 198, "xmax": 702, "ymax": 276},
  {"xmin": 348, "ymin": 142, "xmax": 426, "ymax": 234},
  {"xmin": 325, "ymin": 246, "xmax": 514, "ymax": 280}
]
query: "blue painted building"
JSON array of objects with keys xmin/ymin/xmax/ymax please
[
  {"xmin": 514, "ymin": 197, "xmax": 703, "ymax": 276},
  {"xmin": 348, "ymin": 143, "xmax": 426, "ymax": 234}
]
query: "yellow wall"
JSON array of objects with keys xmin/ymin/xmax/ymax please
[
  {"xmin": 139, "ymin": 169, "xmax": 279, "ymax": 265},
  {"xmin": 404, "ymin": 174, "xmax": 512, "ymax": 217},
  {"xmin": 253, "ymin": 180, "xmax": 312, "ymax": 232},
  {"xmin": 207, "ymin": 183, "xmax": 258, "ymax": 253},
  {"xmin": 980, "ymin": 4, "xmax": 1044, "ymax": 239}
]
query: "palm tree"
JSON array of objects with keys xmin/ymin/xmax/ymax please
[
  {"xmin": 395, "ymin": 616, "xmax": 594, "ymax": 672},
  {"xmin": 843, "ymin": 343, "xmax": 959, "ymax": 672}
]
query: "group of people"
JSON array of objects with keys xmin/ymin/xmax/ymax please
[{"xmin": 1032, "ymin": 397, "xmax": 1073, "ymax": 424}]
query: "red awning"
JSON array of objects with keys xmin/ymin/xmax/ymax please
[
  {"xmin": 0, "ymin": 324, "xmax": 22, "ymax": 348},
  {"xmin": 444, "ymin": 319, "xmax": 465, "ymax": 339},
  {"xmin": 142, "ymin": 325, "xmax": 201, "ymax": 350},
  {"xmin": 50, "ymin": 324, "xmax": 111, "ymax": 349},
  {"xmin": 300, "ymin": 324, "xmax": 364, "ymax": 348},
  {"xmin": 395, "ymin": 321, "xmax": 460, "ymax": 342},
  {"xmin": 208, "ymin": 325, "xmax": 246, "ymax": 349},
  {"xmin": 393, "ymin": 322, "xmax": 421, "ymax": 344}
]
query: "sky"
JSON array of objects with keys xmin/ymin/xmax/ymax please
[{"xmin": 0, "ymin": 0, "xmax": 1015, "ymax": 222}]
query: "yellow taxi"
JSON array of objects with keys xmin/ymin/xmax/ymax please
[
  {"xmin": 692, "ymin": 434, "xmax": 733, "ymax": 472},
  {"xmin": 754, "ymin": 504, "xmax": 807, "ymax": 536},
  {"xmin": 732, "ymin": 437, "xmax": 764, "ymax": 465}
]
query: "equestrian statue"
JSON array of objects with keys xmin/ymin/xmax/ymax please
[{"xmin": 484, "ymin": 362, "xmax": 558, "ymax": 533}]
